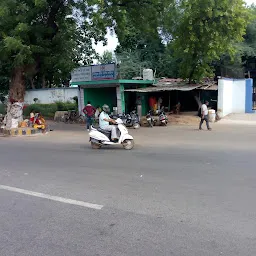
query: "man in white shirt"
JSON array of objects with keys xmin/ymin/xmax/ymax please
[
  {"xmin": 199, "ymin": 101, "xmax": 211, "ymax": 130},
  {"xmin": 99, "ymin": 104, "xmax": 118, "ymax": 141}
]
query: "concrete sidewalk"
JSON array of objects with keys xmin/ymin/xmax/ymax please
[{"xmin": 219, "ymin": 113, "xmax": 256, "ymax": 125}]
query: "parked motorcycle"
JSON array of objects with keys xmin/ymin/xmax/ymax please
[
  {"xmin": 64, "ymin": 110, "xmax": 84, "ymax": 124},
  {"xmin": 125, "ymin": 110, "xmax": 140, "ymax": 129},
  {"xmin": 113, "ymin": 110, "xmax": 140, "ymax": 129},
  {"xmin": 158, "ymin": 108, "xmax": 168, "ymax": 126},
  {"xmin": 146, "ymin": 110, "xmax": 157, "ymax": 127}
]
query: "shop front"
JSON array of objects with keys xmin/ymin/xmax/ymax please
[
  {"xmin": 70, "ymin": 64, "xmax": 153, "ymax": 115},
  {"xmin": 124, "ymin": 83, "xmax": 218, "ymax": 114},
  {"xmin": 71, "ymin": 79, "xmax": 153, "ymax": 115}
]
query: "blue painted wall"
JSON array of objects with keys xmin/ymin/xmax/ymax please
[{"xmin": 245, "ymin": 79, "xmax": 254, "ymax": 113}]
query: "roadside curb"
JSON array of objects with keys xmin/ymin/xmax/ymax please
[{"xmin": 0, "ymin": 127, "xmax": 45, "ymax": 136}]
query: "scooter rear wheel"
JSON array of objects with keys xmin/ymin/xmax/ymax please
[
  {"xmin": 122, "ymin": 139, "xmax": 134, "ymax": 150},
  {"xmin": 91, "ymin": 142, "xmax": 101, "ymax": 149}
]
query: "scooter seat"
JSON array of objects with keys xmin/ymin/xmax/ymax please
[{"xmin": 97, "ymin": 128, "xmax": 112, "ymax": 138}]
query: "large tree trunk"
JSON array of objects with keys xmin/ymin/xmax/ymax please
[
  {"xmin": 9, "ymin": 67, "xmax": 26, "ymax": 101},
  {"xmin": 4, "ymin": 67, "xmax": 25, "ymax": 129}
]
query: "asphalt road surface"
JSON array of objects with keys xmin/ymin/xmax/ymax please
[{"xmin": 0, "ymin": 123, "xmax": 256, "ymax": 256}]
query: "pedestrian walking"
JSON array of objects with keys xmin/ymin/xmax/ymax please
[
  {"xmin": 83, "ymin": 101, "xmax": 96, "ymax": 131},
  {"xmin": 199, "ymin": 101, "xmax": 211, "ymax": 131}
]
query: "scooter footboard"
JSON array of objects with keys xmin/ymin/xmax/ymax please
[{"xmin": 89, "ymin": 130, "xmax": 110, "ymax": 142}]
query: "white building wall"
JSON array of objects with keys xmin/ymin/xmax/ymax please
[
  {"xmin": 24, "ymin": 88, "xmax": 79, "ymax": 104},
  {"xmin": 218, "ymin": 79, "xmax": 246, "ymax": 118},
  {"xmin": 232, "ymin": 80, "xmax": 246, "ymax": 113}
]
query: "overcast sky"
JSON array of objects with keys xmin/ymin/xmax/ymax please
[{"xmin": 93, "ymin": 0, "xmax": 256, "ymax": 55}]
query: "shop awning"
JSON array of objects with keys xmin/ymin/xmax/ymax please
[
  {"xmin": 198, "ymin": 84, "xmax": 218, "ymax": 91},
  {"xmin": 124, "ymin": 84, "xmax": 218, "ymax": 93},
  {"xmin": 124, "ymin": 85, "xmax": 202, "ymax": 92}
]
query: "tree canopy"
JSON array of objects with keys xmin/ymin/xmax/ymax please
[
  {"xmin": 98, "ymin": 50, "xmax": 114, "ymax": 64},
  {"xmin": 0, "ymin": 0, "xmax": 167, "ymax": 100},
  {"xmin": 114, "ymin": 0, "xmax": 251, "ymax": 82},
  {"xmin": 166, "ymin": 0, "xmax": 249, "ymax": 83},
  {"xmin": 0, "ymin": 0, "xmax": 252, "ymax": 102}
]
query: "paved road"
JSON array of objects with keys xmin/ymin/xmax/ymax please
[{"xmin": 0, "ymin": 123, "xmax": 256, "ymax": 256}]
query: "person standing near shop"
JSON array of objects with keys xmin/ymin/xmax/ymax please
[
  {"xmin": 149, "ymin": 96, "xmax": 156, "ymax": 111},
  {"xmin": 83, "ymin": 101, "xmax": 96, "ymax": 131},
  {"xmin": 199, "ymin": 100, "xmax": 211, "ymax": 131},
  {"xmin": 158, "ymin": 97, "xmax": 163, "ymax": 110},
  {"xmin": 136, "ymin": 96, "xmax": 142, "ymax": 117}
]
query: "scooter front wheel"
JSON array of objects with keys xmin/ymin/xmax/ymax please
[
  {"xmin": 122, "ymin": 139, "xmax": 134, "ymax": 150},
  {"xmin": 91, "ymin": 142, "xmax": 101, "ymax": 149}
]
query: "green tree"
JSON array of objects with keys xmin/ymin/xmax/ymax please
[
  {"xmin": 116, "ymin": 50, "xmax": 151, "ymax": 79},
  {"xmin": 166, "ymin": 0, "xmax": 249, "ymax": 83},
  {"xmin": 214, "ymin": 5, "xmax": 256, "ymax": 78},
  {"xmin": 0, "ymin": 0, "xmax": 105, "ymax": 102},
  {"xmin": 115, "ymin": 22, "xmax": 172, "ymax": 78},
  {"xmin": 243, "ymin": 5, "xmax": 256, "ymax": 56},
  {"xmin": 0, "ymin": 0, "xmax": 169, "ymax": 102},
  {"xmin": 98, "ymin": 50, "xmax": 114, "ymax": 64}
]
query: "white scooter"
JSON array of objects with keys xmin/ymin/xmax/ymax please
[{"xmin": 89, "ymin": 118, "xmax": 134, "ymax": 150}]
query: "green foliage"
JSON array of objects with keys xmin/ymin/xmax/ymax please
[
  {"xmin": 242, "ymin": 5, "xmax": 256, "ymax": 57},
  {"xmin": 24, "ymin": 104, "xmax": 57, "ymax": 118},
  {"xmin": 72, "ymin": 96, "xmax": 78, "ymax": 108},
  {"xmin": 115, "ymin": 19, "xmax": 175, "ymax": 79},
  {"xmin": 0, "ymin": 61, "xmax": 10, "ymax": 95},
  {"xmin": 213, "ymin": 5, "xmax": 256, "ymax": 78},
  {"xmin": 0, "ymin": 0, "xmax": 104, "ymax": 90},
  {"xmin": 98, "ymin": 51, "xmax": 114, "ymax": 64},
  {"xmin": 165, "ymin": 0, "xmax": 249, "ymax": 82},
  {"xmin": 116, "ymin": 37, "xmax": 180, "ymax": 79},
  {"xmin": 1, "ymin": 0, "xmax": 249, "ymax": 89},
  {"xmin": 24, "ymin": 102, "xmax": 77, "ymax": 118},
  {"xmin": 55, "ymin": 101, "xmax": 77, "ymax": 111},
  {"xmin": 0, "ymin": 0, "xmax": 169, "ymax": 93},
  {"xmin": 101, "ymin": 0, "xmax": 173, "ymax": 37},
  {"xmin": 116, "ymin": 50, "xmax": 150, "ymax": 79}
]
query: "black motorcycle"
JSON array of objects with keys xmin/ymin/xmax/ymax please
[
  {"xmin": 122, "ymin": 110, "xmax": 140, "ymax": 129},
  {"xmin": 158, "ymin": 108, "xmax": 168, "ymax": 126},
  {"xmin": 146, "ymin": 110, "xmax": 157, "ymax": 127},
  {"xmin": 111, "ymin": 111, "xmax": 140, "ymax": 129}
]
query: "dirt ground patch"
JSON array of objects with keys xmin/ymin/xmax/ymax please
[
  {"xmin": 141, "ymin": 113, "xmax": 199, "ymax": 126},
  {"xmin": 168, "ymin": 114, "xmax": 199, "ymax": 125}
]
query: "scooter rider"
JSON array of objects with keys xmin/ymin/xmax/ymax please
[{"xmin": 99, "ymin": 104, "xmax": 118, "ymax": 141}]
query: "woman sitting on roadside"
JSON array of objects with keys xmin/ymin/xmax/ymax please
[{"xmin": 34, "ymin": 113, "xmax": 47, "ymax": 132}]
